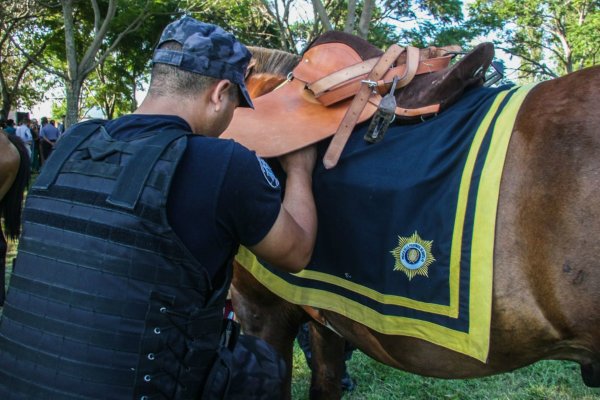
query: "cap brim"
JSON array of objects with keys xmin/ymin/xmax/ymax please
[
  {"xmin": 238, "ymin": 83, "xmax": 254, "ymax": 109},
  {"xmin": 221, "ymin": 79, "xmax": 378, "ymax": 158}
]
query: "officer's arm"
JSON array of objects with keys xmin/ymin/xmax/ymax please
[{"xmin": 249, "ymin": 146, "xmax": 317, "ymax": 273}]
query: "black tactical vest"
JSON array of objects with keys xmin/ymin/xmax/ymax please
[{"xmin": 0, "ymin": 121, "xmax": 231, "ymax": 399}]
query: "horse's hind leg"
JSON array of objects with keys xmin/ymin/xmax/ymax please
[{"xmin": 308, "ymin": 321, "xmax": 345, "ymax": 400}]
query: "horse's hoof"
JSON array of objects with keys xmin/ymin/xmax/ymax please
[{"xmin": 581, "ymin": 363, "xmax": 600, "ymax": 387}]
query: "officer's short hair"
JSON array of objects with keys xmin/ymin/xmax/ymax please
[
  {"xmin": 149, "ymin": 41, "xmax": 218, "ymax": 98},
  {"xmin": 149, "ymin": 17, "xmax": 253, "ymax": 107}
]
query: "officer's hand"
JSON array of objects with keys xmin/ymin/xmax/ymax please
[{"xmin": 278, "ymin": 145, "xmax": 317, "ymax": 176}]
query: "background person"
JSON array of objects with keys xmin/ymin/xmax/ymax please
[
  {"xmin": 39, "ymin": 116, "xmax": 60, "ymax": 161},
  {"xmin": 0, "ymin": 17, "xmax": 317, "ymax": 400},
  {"xmin": 15, "ymin": 118, "xmax": 32, "ymax": 157},
  {"xmin": 29, "ymin": 118, "xmax": 41, "ymax": 172},
  {"xmin": 57, "ymin": 114, "xmax": 65, "ymax": 134},
  {"xmin": 3, "ymin": 119, "xmax": 16, "ymax": 135}
]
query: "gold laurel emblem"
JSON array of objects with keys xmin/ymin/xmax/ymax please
[{"xmin": 390, "ymin": 231, "xmax": 436, "ymax": 280}]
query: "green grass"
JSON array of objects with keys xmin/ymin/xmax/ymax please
[
  {"xmin": 3, "ymin": 239, "xmax": 600, "ymax": 399},
  {"xmin": 290, "ymin": 342, "xmax": 600, "ymax": 399}
]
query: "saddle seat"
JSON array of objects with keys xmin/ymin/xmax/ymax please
[
  {"xmin": 222, "ymin": 31, "xmax": 495, "ymax": 166},
  {"xmin": 299, "ymin": 39, "xmax": 495, "ymax": 119}
]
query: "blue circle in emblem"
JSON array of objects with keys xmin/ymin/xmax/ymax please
[
  {"xmin": 257, "ymin": 156, "xmax": 280, "ymax": 189},
  {"xmin": 400, "ymin": 243, "xmax": 427, "ymax": 270}
]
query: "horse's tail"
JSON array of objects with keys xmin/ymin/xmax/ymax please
[{"xmin": 1, "ymin": 135, "xmax": 31, "ymax": 240}]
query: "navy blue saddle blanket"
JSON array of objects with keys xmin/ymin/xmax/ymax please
[{"xmin": 237, "ymin": 83, "xmax": 535, "ymax": 362}]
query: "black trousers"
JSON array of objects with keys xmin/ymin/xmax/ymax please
[{"xmin": 41, "ymin": 140, "xmax": 55, "ymax": 161}]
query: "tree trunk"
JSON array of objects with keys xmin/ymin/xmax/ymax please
[
  {"xmin": 0, "ymin": 90, "xmax": 10, "ymax": 122},
  {"xmin": 312, "ymin": 0, "xmax": 333, "ymax": 31},
  {"xmin": 0, "ymin": 106, "xmax": 9, "ymax": 122},
  {"xmin": 358, "ymin": 0, "xmax": 375, "ymax": 39},
  {"xmin": 0, "ymin": 67, "xmax": 10, "ymax": 122},
  {"xmin": 130, "ymin": 76, "xmax": 137, "ymax": 113},
  {"xmin": 65, "ymin": 80, "xmax": 81, "ymax": 128},
  {"xmin": 345, "ymin": 0, "xmax": 356, "ymax": 33}
]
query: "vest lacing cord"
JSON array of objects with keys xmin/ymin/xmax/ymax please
[
  {"xmin": 135, "ymin": 291, "xmax": 225, "ymax": 400},
  {"xmin": 146, "ymin": 306, "xmax": 197, "ymax": 396}
]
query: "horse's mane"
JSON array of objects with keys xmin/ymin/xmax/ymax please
[{"xmin": 247, "ymin": 46, "xmax": 300, "ymax": 77}]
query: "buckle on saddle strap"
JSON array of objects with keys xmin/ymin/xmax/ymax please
[
  {"xmin": 364, "ymin": 75, "xmax": 399, "ymax": 143},
  {"xmin": 323, "ymin": 44, "xmax": 405, "ymax": 169}
]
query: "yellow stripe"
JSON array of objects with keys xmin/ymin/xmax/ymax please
[
  {"xmin": 235, "ymin": 84, "xmax": 537, "ymax": 361},
  {"xmin": 237, "ymin": 246, "xmax": 481, "ymax": 358},
  {"xmin": 446, "ymin": 89, "xmax": 511, "ymax": 318},
  {"xmin": 468, "ymin": 84, "xmax": 536, "ymax": 359}
]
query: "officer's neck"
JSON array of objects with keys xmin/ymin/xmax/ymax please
[{"xmin": 134, "ymin": 94, "xmax": 212, "ymax": 135}]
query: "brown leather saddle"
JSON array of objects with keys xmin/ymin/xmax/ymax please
[{"xmin": 222, "ymin": 31, "xmax": 494, "ymax": 167}]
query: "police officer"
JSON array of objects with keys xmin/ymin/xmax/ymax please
[{"xmin": 0, "ymin": 17, "xmax": 317, "ymax": 399}]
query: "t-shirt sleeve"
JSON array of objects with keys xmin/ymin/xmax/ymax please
[{"xmin": 218, "ymin": 143, "xmax": 282, "ymax": 246}]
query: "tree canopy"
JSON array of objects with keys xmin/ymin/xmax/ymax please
[
  {"xmin": 0, "ymin": 0, "xmax": 598, "ymax": 123},
  {"xmin": 468, "ymin": 0, "xmax": 600, "ymax": 80}
]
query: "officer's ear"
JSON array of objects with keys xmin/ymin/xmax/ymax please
[{"xmin": 210, "ymin": 80, "xmax": 233, "ymax": 112}]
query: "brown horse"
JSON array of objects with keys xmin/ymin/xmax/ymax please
[
  {"xmin": 229, "ymin": 46, "xmax": 600, "ymax": 399},
  {"xmin": 0, "ymin": 131, "xmax": 30, "ymax": 305}
]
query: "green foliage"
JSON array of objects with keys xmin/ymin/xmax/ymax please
[
  {"xmin": 0, "ymin": 1, "xmax": 55, "ymax": 119},
  {"xmin": 401, "ymin": 20, "xmax": 475, "ymax": 47},
  {"xmin": 82, "ymin": 52, "xmax": 134, "ymax": 119},
  {"xmin": 381, "ymin": 0, "xmax": 474, "ymax": 47},
  {"xmin": 468, "ymin": 0, "xmax": 600, "ymax": 80},
  {"xmin": 50, "ymin": 99, "xmax": 67, "ymax": 121},
  {"xmin": 190, "ymin": 0, "xmax": 282, "ymax": 48}
]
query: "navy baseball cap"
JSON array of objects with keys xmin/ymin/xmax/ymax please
[{"xmin": 153, "ymin": 17, "xmax": 254, "ymax": 108}]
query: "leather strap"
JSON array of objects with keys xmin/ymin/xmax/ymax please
[
  {"xmin": 323, "ymin": 44, "xmax": 404, "ymax": 169},
  {"xmin": 396, "ymin": 103, "xmax": 441, "ymax": 117},
  {"xmin": 310, "ymin": 51, "xmax": 452, "ymax": 106},
  {"xmin": 308, "ymin": 57, "xmax": 379, "ymax": 96},
  {"xmin": 395, "ymin": 46, "xmax": 421, "ymax": 89},
  {"xmin": 364, "ymin": 94, "xmax": 441, "ymax": 117}
]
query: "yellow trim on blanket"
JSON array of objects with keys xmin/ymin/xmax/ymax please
[
  {"xmin": 446, "ymin": 89, "xmax": 511, "ymax": 318},
  {"xmin": 468, "ymin": 83, "xmax": 537, "ymax": 359},
  {"xmin": 235, "ymin": 84, "xmax": 536, "ymax": 362}
]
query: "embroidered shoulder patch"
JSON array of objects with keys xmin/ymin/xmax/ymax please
[
  {"xmin": 390, "ymin": 231, "xmax": 436, "ymax": 281},
  {"xmin": 257, "ymin": 156, "xmax": 280, "ymax": 189}
]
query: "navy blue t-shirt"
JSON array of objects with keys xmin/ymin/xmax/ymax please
[{"xmin": 105, "ymin": 114, "xmax": 282, "ymax": 285}]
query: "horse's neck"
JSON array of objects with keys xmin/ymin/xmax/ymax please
[{"xmin": 247, "ymin": 73, "xmax": 287, "ymax": 99}]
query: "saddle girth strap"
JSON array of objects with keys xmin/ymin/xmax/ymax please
[{"xmin": 323, "ymin": 44, "xmax": 405, "ymax": 169}]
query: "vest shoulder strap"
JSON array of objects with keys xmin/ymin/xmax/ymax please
[
  {"xmin": 107, "ymin": 129, "xmax": 188, "ymax": 210},
  {"xmin": 33, "ymin": 120, "xmax": 105, "ymax": 190}
]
